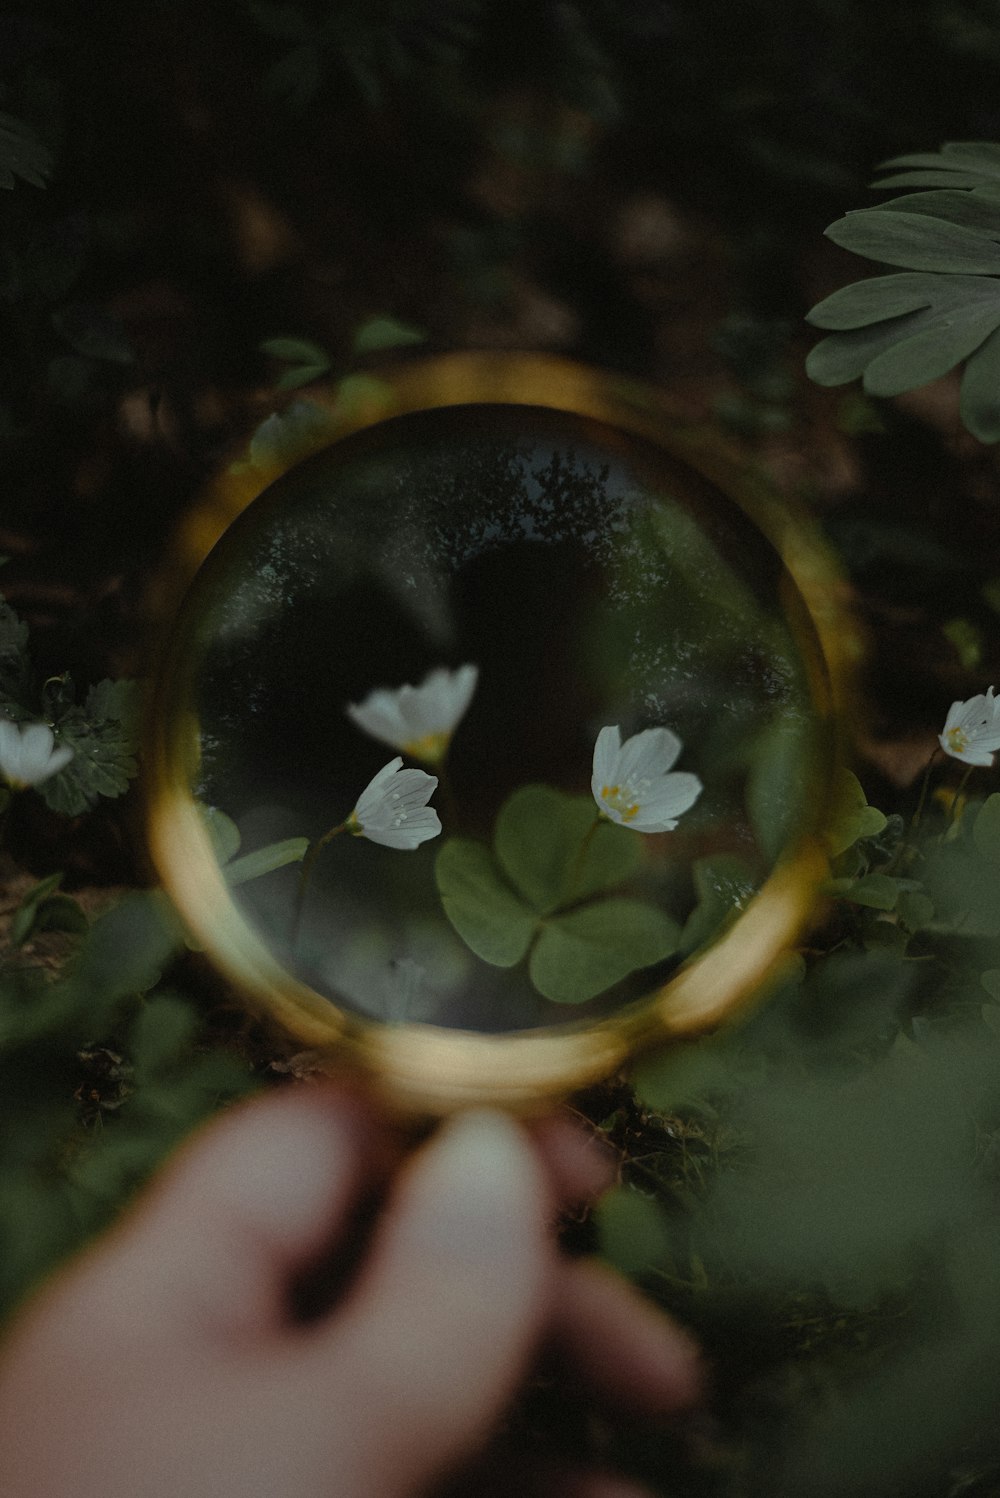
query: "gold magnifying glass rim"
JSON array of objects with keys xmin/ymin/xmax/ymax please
[{"xmin": 145, "ymin": 351, "xmax": 854, "ymax": 1116}]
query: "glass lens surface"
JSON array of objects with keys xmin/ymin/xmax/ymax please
[{"xmin": 183, "ymin": 403, "xmax": 825, "ymax": 1033}]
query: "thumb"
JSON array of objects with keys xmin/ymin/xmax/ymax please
[{"xmin": 302, "ymin": 1109, "xmax": 553, "ymax": 1498}]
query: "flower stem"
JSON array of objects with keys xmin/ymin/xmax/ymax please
[
  {"xmin": 292, "ymin": 820, "xmax": 348, "ymax": 949},
  {"xmin": 564, "ymin": 814, "xmax": 603, "ymax": 905},
  {"xmin": 949, "ymin": 764, "xmax": 975, "ymax": 826},
  {"xmin": 910, "ymin": 748, "xmax": 941, "ymax": 832}
]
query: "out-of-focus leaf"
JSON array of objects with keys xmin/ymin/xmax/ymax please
[
  {"xmin": 825, "ymin": 768, "xmax": 888, "ymax": 857},
  {"xmin": 981, "ymin": 970, "xmax": 1000, "ymax": 1001},
  {"xmin": 973, "ymin": 794, "xmax": 1000, "ymax": 865},
  {"xmin": 260, "ymin": 336, "xmax": 331, "ymax": 390},
  {"xmin": 352, "ymin": 316, "xmax": 426, "ymax": 354},
  {"xmin": 827, "ymin": 872, "xmax": 920, "ymax": 910},
  {"xmin": 225, "ymin": 837, "xmax": 309, "ymax": 886},
  {"xmin": 0, "ymin": 112, "xmax": 52, "ymax": 190},
  {"xmin": 943, "ymin": 617, "xmax": 983, "ymax": 670},
  {"xmin": 961, "ymin": 322, "xmax": 1000, "ymax": 440},
  {"xmin": 594, "ymin": 1186, "xmax": 671, "ymax": 1276}
]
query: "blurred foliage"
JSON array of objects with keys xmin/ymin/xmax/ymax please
[{"xmin": 0, "ymin": 892, "xmax": 256, "ymax": 1320}]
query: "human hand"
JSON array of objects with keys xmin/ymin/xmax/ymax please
[{"xmin": 0, "ymin": 1084, "xmax": 701, "ymax": 1498}]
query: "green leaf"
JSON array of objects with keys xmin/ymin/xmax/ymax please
[
  {"xmin": 973, "ymin": 794, "xmax": 1000, "ymax": 864},
  {"xmin": 960, "ymin": 323, "xmax": 1000, "ymax": 441},
  {"xmin": 982, "ymin": 970, "xmax": 1000, "ymax": 1001},
  {"xmin": 0, "ymin": 112, "xmax": 53, "ymax": 190},
  {"xmin": 243, "ymin": 401, "xmax": 334, "ymax": 473},
  {"xmin": 680, "ymin": 853, "xmax": 757, "ymax": 955},
  {"xmin": 745, "ymin": 713, "xmax": 815, "ymax": 864},
  {"xmin": 0, "ymin": 598, "xmax": 29, "ymax": 657},
  {"xmin": 130, "ymin": 996, "xmax": 199, "ymax": 1076},
  {"xmin": 875, "ymin": 143, "xmax": 1000, "ymax": 191},
  {"xmin": 825, "ymin": 768, "xmax": 888, "ymax": 857},
  {"xmin": 806, "ymin": 272, "xmax": 942, "ymax": 331},
  {"xmin": 351, "ymin": 316, "xmax": 426, "ymax": 354},
  {"xmin": 897, "ymin": 890, "xmax": 935, "ymax": 931},
  {"xmin": 28, "ymin": 894, "xmax": 88, "ymax": 940},
  {"xmin": 632, "ymin": 1035, "xmax": 740, "ymax": 1111},
  {"xmin": 827, "ymin": 872, "xmax": 920, "ymax": 910},
  {"xmin": 878, "ymin": 189, "xmax": 1000, "ymax": 239},
  {"xmin": 435, "ymin": 838, "xmax": 536, "ymax": 966},
  {"xmin": 260, "ymin": 336, "xmax": 331, "ymax": 391},
  {"xmin": 825, "ymin": 210, "xmax": 1000, "ymax": 274},
  {"xmin": 863, "ymin": 295, "xmax": 1000, "ymax": 396},
  {"xmin": 198, "ymin": 804, "xmax": 241, "ymax": 865},
  {"xmin": 943, "ymin": 616, "xmax": 983, "ymax": 671},
  {"xmin": 494, "ymin": 785, "xmax": 641, "ymax": 913},
  {"xmin": 10, "ymin": 872, "xmax": 64, "ymax": 946},
  {"xmin": 529, "ymin": 898, "xmax": 679, "ymax": 1004},
  {"xmin": 225, "ymin": 837, "xmax": 309, "ymax": 886},
  {"xmin": 85, "ymin": 678, "xmax": 141, "ymax": 733},
  {"xmin": 594, "ymin": 1186, "xmax": 671, "ymax": 1276}
]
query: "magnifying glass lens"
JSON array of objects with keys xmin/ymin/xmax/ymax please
[{"xmin": 179, "ymin": 401, "xmax": 827, "ymax": 1036}]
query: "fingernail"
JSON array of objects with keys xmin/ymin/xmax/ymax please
[{"xmin": 406, "ymin": 1110, "xmax": 545, "ymax": 1262}]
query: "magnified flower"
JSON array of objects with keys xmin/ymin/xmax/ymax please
[
  {"xmin": 0, "ymin": 720, "xmax": 74, "ymax": 790},
  {"xmin": 592, "ymin": 724, "xmax": 702, "ymax": 833},
  {"xmin": 347, "ymin": 664, "xmax": 478, "ymax": 766},
  {"xmin": 347, "ymin": 756, "xmax": 441, "ymax": 850},
  {"xmin": 939, "ymin": 687, "xmax": 1000, "ymax": 767}
]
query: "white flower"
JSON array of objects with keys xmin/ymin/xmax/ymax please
[
  {"xmin": 346, "ymin": 664, "xmax": 478, "ymax": 766},
  {"xmin": 939, "ymin": 686, "xmax": 1000, "ymax": 767},
  {"xmin": 347, "ymin": 756, "xmax": 441, "ymax": 850},
  {"xmin": 0, "ymin": 720, "xmax": 74, "ymax": 790},
  {"xmin": 591, "ymin": 724, "xmax": 702, "ymax": 833}
]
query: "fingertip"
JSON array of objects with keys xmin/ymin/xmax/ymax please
[
  {"xmin": 530, "ymin": 1112, "xmax": 620, "ymax": 1207},
  {"xmin": 553, "ymin": 1257, "xmax": 705, "ymax": 1416}
]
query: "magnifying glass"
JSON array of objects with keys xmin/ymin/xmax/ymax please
[{"xmin": 144, "ymin": 353, "xmax": 851, "ymax": 1116}]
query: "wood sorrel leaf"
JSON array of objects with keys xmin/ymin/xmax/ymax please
[
  {"xmin": 825, "ymin": 768, "xmax": 888, "ymax": 857},
  {"xmin": 680, "ymin": 853, "xmax": 758, "ymax": 957},
  {"xmin": 494, "ymin": 784, "xmax": 641, "ymax": 913},
  {"xmin": 529, "ymin": 898, "xmax": 679, "ymax": 1004},
  {"xmin": 224, "ymin": 837, "xmax": 309, "ymax": 886},
  {"xmin": 435, "ymin": 838, "xmax": 537, "ymax": 966},
  {"xmin": 973, "ymin": 793, "xmax": 1000, "ymax": 865}
]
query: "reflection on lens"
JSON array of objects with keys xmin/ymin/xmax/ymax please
[{"xmin": 170, "ymin": 400, "xmax": 830, "ymax": 1036}]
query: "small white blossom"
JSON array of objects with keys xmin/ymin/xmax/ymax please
[
  {"xmin": 939, "ymin": 687, "xmax": 1000, "ymax": 767},
  {"xmin": 0, "ymin": 720, "xmax": 74, "ymax": 790},
  {"xmin": 347, "ymin": 664, "xmax": 478, "ymax": 766},
  {"xmin": 348, "ymin": 756, "xmax": 441, "ymax": 850},
  {"xmin": 591, "ymin": 723, "xmax": 702, "ymax": 833}
]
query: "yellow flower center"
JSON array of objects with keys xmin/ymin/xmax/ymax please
[
  {"xmin": 945, "ymin": 726, "xmax": 970, "ymax": 755},
  {"xmin": 402, "ymin": 731, "xmax": 449, "ymax": 765},
  {"xmin": 601, "ymin": 783, "xmax": 640, "ymax": 821}
]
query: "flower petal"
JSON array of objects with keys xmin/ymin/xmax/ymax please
[
  {"xmin": 591, "ymin": 725, "xmax": 622, "ymax": 799},
  {"xmin": 627, "ymin": 773, "xmax": 703, "ymax": 830}
]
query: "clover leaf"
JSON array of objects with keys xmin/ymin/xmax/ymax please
[
  {"xmin": 494, "ymin": 784, "xmax": 641, "ymax": 912},
  {"xmin": 435, "ymin": 837, "xmax": 537, "ymax": 966},
  {"xmin": 435, "ymin": 786, "xmax": 672, "ymax": 1003},
  {"xmin": 529, "ymin": 899, "xmax": 679, "ymax": 1005}
]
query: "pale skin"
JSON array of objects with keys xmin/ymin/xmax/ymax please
[{"xmin": 0, "ymin": 1085, "xmax": 702, "ymax": 1498}]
